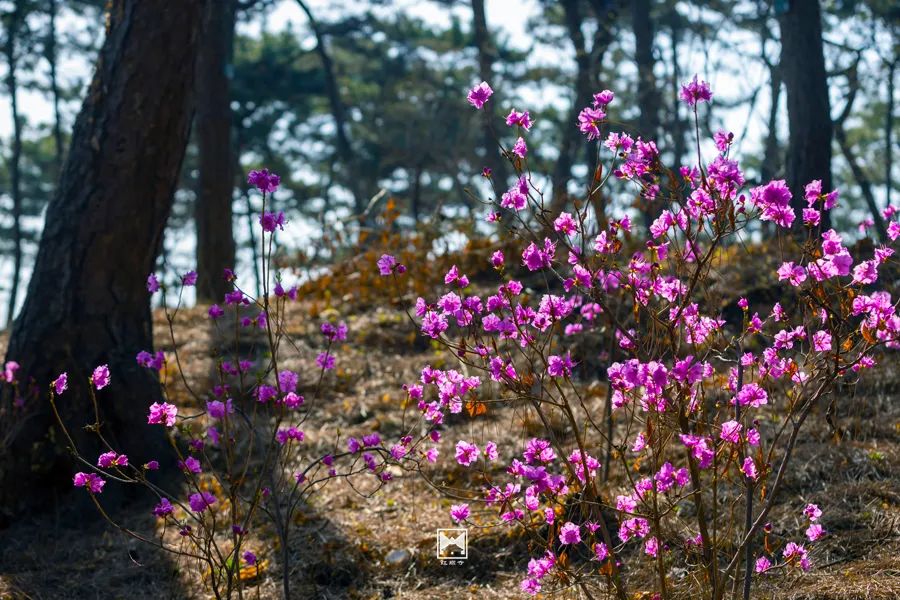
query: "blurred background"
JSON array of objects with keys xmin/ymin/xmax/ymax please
[{"xmin": 0, "ymin": 0, "xmax": 897, "ymax": 320}]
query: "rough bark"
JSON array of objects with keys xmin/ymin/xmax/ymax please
[
  {"xmin": 4, "ymin": 2, "xmax": 23, "ymax": 326},
  {"xmin": 0, "ymin": 0, "xmax": 204, "ymax": 522},
  {"xmin": 778, "ymin": 0, "xmax": 832, "ymax": 230},
  {"xmin": 471, "ymin": 0, "xmax": 510, "ymax": 201},
  {"xmin": 195, "ymin": 0, "xmax": 237, "ymax": 302}
]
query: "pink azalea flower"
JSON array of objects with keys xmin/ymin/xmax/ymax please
[
  {"xmin": 490, "ymin": 250, "xmax": 505, "ymax": 268},
  {"xmin": 505, "ymin": 108, "xmax": 533, "ymax": 130},
  {"xmin": 189, "ymin": 491, "xmax": 217, "ymax": 513},
  {"xmin": 680, "ymin": 75, "xmax": 713, "ymax": 106},
  {"xmin": 73, "ymin": 472, "xmax": 105, "ymax": 494},
  {"xmin": 3, "ymin": 361, "xmax": 19, "ymax": 383},
  {"xmin": 259, "ymin": 211, "xmax": 286, "ymax": 232},
  {"xmin": 450, "ymin": 503, "xmax": 470, "ymax": 523},
  {"xmin": 593, "ymin": 89, "xmax": 614, "ymax": 106},
  {"xmin": 377, "ymin": 254, "xmax": 398, "ymax": 276},
  {"xmin": 547, "ymin": 353, "xmax": 575, "ymax": 378},
  {"xmin": 812, "ymin": 330, "xmax": 832, "ymax": 352},
  {"xmin": 97, "ymin": 451, "xmax": 128, "ymax": 468},
  {"xmin": 521, "ymin": 578, "xmax": 541, "ymax": 595},
  {"xmin": 152, "ymin": 498, "xmax": 173, "ymax": 518},
  {"xmin": 554, "ymin": 212, "xmax": 577, "ymax": 236},
  {"xmin": 181, "ymin": 271, "xmax": 198, "ymax": 286},
  {"xmin": 740, "ymin": 457, "xmax": 759, "ymax": 480},
  {"xmin": 512, "ymin": 136, "xmax": 527, "ymax": 158},
  {"xmin": 316, "ymin": 352, "xmax": 335, "ymax": 370},
  {"xmin": 806, "ymin": 523, "xmax": 826, "ymax": 541},
  {"xmin": 720, "ymin": 420, "xmax": 742, "ymax": 443},
  {"xmin": 91, "ymin": 364, "xmax": 110, "ymax": 390},
  {"xmin": 148, "ymin": 402, "xmax": 178, "ymax": 427},
  {"xmin": 181, "ymin": 456, "xmax": 202, "ymax": 474},
  {"xmin": 53, "ymin": 372, "xmax": 68, "ymax": 395},
  {"xmin": 803, "ymin": 503, "xmax": 822, "ymax": 521},
  {"xmin": 247, "ymin": 168, "xmax": 280, "ymax": 193},
  {"xmin": 455, "ymin": 441, "xmax": 479, "ymax": 466},
  {"xmin": 577, "ymin": 106, "xmax": 606, "ymax": 140},
  {"xmin": 559, "ymin": 521, "xmax": 581, "ymax": 545},
  {"xmin": 484, "ymin": 441, "xmax": 499, "ymax": 461},
  {"xmin": 466, "ymin": 81, "xmax": 493, "ymax": 109}
]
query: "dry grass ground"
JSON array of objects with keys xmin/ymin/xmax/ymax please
[{"xmin": 1, "ymin": 265, "xmax": 899, "ymax": 599}]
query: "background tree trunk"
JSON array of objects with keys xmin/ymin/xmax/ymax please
[
  {"xmin": 47, "ymin": 0, "xmax": 65, "ymax": 173},
  {"xmin": 0, "ymin": 0, "xmax": 204, "ymax": 522},
  {"xmin": 632, "ymin": 0, "xmax": 663, "ymax": 228},
  {"xmin": 632, "ymin": 0, "xmax": 661, "ymax": 142},
  {"xmin": 296, "ymin": 0, "xmax": 367, "ymax": 219},
  {"xmin": 195, "ymin": 0, "xmax": 237, "ymax": 302},
  {"xmin": 778, "ymin": 0, "xmax": 832, "ymax": 230},
  {"xmin": 886, "ymin": 57, "xmax": 895, "ymax": 209},
  {"xmin": 4, "ymin": 2, "xmax": 23, "ymax": 327},
  {"xmin": 550, "ymin": 0, "xmax": 596, "ymax": 219},
  {"xmin": 471, "ymin": 0, "xmax": 510, "ymax": 201}
]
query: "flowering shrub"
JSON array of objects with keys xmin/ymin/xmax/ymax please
[
  {"xmin": 47, "ymin": 169, "xmax": 396, "ymax": 600},
  {"xmin": 31, "ymin": 75, "xmax": 899, "ymax": 600},
  {"xmin": 378, "ymin": 78, "xmax": 900, "ymax": 599}
]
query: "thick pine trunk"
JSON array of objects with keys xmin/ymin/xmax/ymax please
[
  {"xmin": 195, "ymin": 0, "xmax": 237, "ymax": 302},
  {"xmin": 0, "ymin": 0, "xmax": 204, "ymax": 522},
  {"xmin": 778, "ymin": 0, "xmax": 832, "ymax": 230}
]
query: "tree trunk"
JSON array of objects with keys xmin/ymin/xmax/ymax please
[
  {"xmin": 778, "ymin": 0, "xmax": 832, "ymax": 230},
  {"xmin": 836, "ymin": 124, "xmax": 888, "ymax": 242},
  {"xmin": 0, "ymin": 0, "xmax": 204, "ymax": 522},
  {"xmin": 47, "ymin": 0, "xmax": 65, "ymax": 172},
  {"xmin": 834, "ymin": 69, "xmax": 888, "ymax": 242},
  {"xmin": 761, "ymin": 64, "xmax": 782, "ymax": 183},
  {"xmin": 195, "ymin": 0, "xmax": 237, "ymax": 302},
  {"xmin": 632, "ymin": 0, "xmax": 663, "ymax": 229},
  {"xmin": 886, "ymin": 57, "xmax": 895, "ymax": 209},
  {"xmin": 4, "ymin": 2, "xmax": 23, "ymax": 327},
  {"xmin": 632, "ymin": 0, "xmax": 661, "ymax": 141},
  {"xmin": 668, "ymin": 12, "xmax": 687, "ymax": 170},
  {"xmin": 550, "ymin": 0, "xmax": 594, "ymax": 219},
  {"xmin": 296, "ymin": 0, "xmax": 367, "ymax": 220},
  {"xmin": 471, "ymin": 0, "xmax": 510, "ymax": 201}
]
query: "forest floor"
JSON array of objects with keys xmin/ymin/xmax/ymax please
[{"xmin": 1, "ymin": 246, "xmax": 900, "ymax": 600}]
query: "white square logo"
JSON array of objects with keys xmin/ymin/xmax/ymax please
[{"xmin": 436, "ymin": 528, "xmax": 468, "ymax": 560}]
